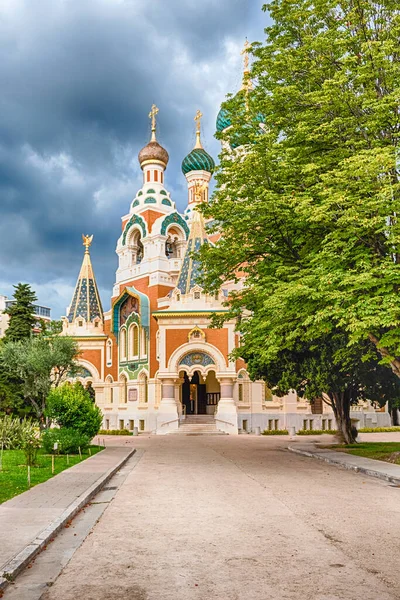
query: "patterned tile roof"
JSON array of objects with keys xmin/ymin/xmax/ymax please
[
  {"xmin": 176, "ymin": 210, "xmax": 208, "ymax": 294},
  {"xmin": 67, "ymin": 245, "xmax": 103, "ymax": 323}
]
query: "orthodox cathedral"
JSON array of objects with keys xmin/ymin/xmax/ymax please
[{"xmin": 62, "ymin": 52, "xmax": 389, "ymax": 434}]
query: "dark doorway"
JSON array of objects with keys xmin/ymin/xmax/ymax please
[{"xmin": 181, "ymin": 371, "xmax": 207, "ymax": 415}]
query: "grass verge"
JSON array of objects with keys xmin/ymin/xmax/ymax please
[
  {"xmin": 0, "ymin": 446, "xmax": 103, "ymax": 504},
  {"xmin": 336, "ymin": 442, "xmax": 400, "ymax": 465}
]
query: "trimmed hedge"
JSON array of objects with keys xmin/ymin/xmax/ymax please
[
  {"xmin": 98, "ymin": 429, "xmax": 132, "ymax": 436},
  {"xmin": 262, "ymin": 429, "xmax": 289, "ymax": 435},
  {"xmin": 297, "ymin": 429, "xmax": 337, "ymax": 435},
  {"xmin": 358, "ymin": 427, "xmax": 400, "ymax": 433},
  {"xmin": 42, "ymin": 428, "xmax": 90, "ymax": 454}
]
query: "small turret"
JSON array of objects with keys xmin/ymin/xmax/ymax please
[
  {"xmin": 62, "ymin": 235, "xmax": 104, "ymax": 335},
  {"xmin": 182, "ymin": 110, "xmax": 215, "ymax": 213}
]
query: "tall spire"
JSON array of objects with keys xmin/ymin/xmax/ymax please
[
  {"xmin": 176, "ymin": 210, "xmax": 208, "ymax": 294},
  {"xmin": 194, "ymin": 109, "xmax": 203, "ymax": 149},
  {"xmin": 241, "ymin": 38, "xmax": 253, "ymax": 92},
  {"xmin": 67, "ymin": 235, "xmax": 103, "ymax": 323}
]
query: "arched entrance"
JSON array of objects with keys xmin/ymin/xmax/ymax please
[{"xmin": 180, "ymin": 369, "xmax": 220, "ymax": 415}]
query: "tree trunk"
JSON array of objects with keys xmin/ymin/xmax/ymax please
[
  {"xmin": 368, "ymin": 334, "xmax": 400, "ymax": 378},
  {"xmin": 330, "ymin": 391, "xmax": 357, "ymax": 444},
  {"xmin": 391, "ymin": 406, "xmax": 399, "ymax": 426}
]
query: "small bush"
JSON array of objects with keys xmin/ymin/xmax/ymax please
[
  {"xmin": 297, "ymin": 429, "xmax": 337, "ymax": 435},
  {"xmin": 42, "ymin": 428, "xmax": 90, "ymax": 454},
  {"xmin": 21, "ymin": 430, "xmax": 42, "ymax": 466},
  {"xmin": 47, "ymin": 382, "xmax": 102, "ymax": 438},
  {"xmin": 262, "ymin": 429, "xmax": 289, "ymax": 435},
  {"xmin": 98, "ymin": 429, "xmax": 132, "ymax": 436},
  {"xmin": 358, "ymin": 427, "xmax": 400, "ymax": 433}
]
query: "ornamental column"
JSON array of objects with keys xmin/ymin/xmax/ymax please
[
  {"xmin": 216, "ymin": 377, "xmax": 238, "ymax": 435},
  {"xmin": 156, "ymin": 378, "xmax": 179, "ymax": 434}
]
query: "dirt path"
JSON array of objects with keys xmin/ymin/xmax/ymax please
[{"xmin": 39, "ymin": 435, "xmax": 400, "ymax": 600}]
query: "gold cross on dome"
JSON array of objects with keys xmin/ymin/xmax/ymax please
[
  {"xmin": 82, "ymin": 234, "xmax": 93, "ymax": 251},
  {"xmin": 149, "ymin": 104, "xmax": 159, "ymax": 141},
  {"xmin": 194, "ymin": 109, "xmax": 203, "ymax": 133},
  {"xmin": 241, "ymin": 38, "xmax": 250, "ymax": 73}
]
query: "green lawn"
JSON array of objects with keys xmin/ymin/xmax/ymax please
[
  {"xmin": 0, "ymin": 446, "xmax": 103, "ymax": 504},
  {"xmin": 337, "ymin": 442, "xmax": 400, "ymax": 465}
]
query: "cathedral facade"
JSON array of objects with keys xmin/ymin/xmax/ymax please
[{"xmin": 62, "ymin": 104, "xmax": 389, "ymax": 434}]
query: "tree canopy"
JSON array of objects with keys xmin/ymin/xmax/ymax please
[
  {"xmin": 199, "ymin": 0, "xmax": 400, "ymax": 438},
  {"xmin": 1, "ymin": 336, "xmax": 80, "ymax": 424},
  {"xmin": 46, "ymin": 382, "xmax": 102, "ymax": 439},
  {"xmin": 4, "ymin": 283, "xmax": 37, "ymax": 342}
]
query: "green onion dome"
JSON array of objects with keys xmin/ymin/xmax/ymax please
[
  {"xmin": 216, "ymin": 107, "xmax": 231, "ymax": 133},
  {"xmin": 181, "ymin": 147, "xmax": 215, "ymax": 175}
]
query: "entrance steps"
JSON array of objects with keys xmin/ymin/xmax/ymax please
[{"xmin": 170, "ymin": 415, "xmax": 226, "ymax": 435}]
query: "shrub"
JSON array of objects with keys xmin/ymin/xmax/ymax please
[
  {"xmin": 42, "ymin": 428, "xmax": 90, "ymax": 454},
  {"xmin": 22, "ymin": 431, "xmax": 41, "ymax": 466},
  {"xmin": 358, "ymin": 427, "xmax": 400, "ymax": 433},
  {"xmin": 98, "ymin": 429, "xmax": 132, "ymax": 436},
  {"xmin": 262, "ymin": 429, "xmax": 289, "ymax": 435},
  {"xmin": 46, "ymin": 382, "xmax": 102, "ymax": 438},
  {"xmin": 0, "ymin": 415, "xmax": 40, "ymax": 449},
  {"xmin": 297, "ymin": 429, "xmax": 337, "ymax": 435}
]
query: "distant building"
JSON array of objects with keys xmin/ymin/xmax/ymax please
[{"xmin": 0, "ymin": 294, "xmax": 52, "ymax": 338}]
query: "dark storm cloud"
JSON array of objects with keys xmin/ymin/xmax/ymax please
[{"xmin": 0, "ymin": 0, "xmax": 267, "ymax": 317}]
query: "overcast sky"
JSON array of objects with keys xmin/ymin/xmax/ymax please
[{"xmin": 0, "ymin": 0, "xmax": 268, "ymax": 318}]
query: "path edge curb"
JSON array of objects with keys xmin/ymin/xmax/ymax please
[
  {"xmin": 288, "ymin": 445, "xmax": 400, "ymax": 486},
  {"xmin": 0, "ymin": 447, "xmax": 136, "ymax": 592}
]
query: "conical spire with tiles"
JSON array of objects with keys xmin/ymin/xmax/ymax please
[
  {"xmin": 67, "ymin": 235, "xmax": 103, "ymax": 324},
  {"xmin": 176, "ymin": 211, "xmax": 208, "ymax": 295}
]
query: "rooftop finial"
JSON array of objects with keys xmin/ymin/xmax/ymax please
[
  {"xmin": 82, "ymin": 234, "xmax": 93, "ymax": 253},
  {"xmin": 149, "ymin": 104, "xmax": 159, "ymax": 142},
  {"xmin": 241, "ymin": 38, "xmax": 253, "ymax": 92},
  {"xmin": 194, "ymin": 109, "xmax": 203, "ymax": 149}
]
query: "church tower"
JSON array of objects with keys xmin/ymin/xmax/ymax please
[{"xmin": 182, "ymin": 110, "xmax": 215, "ymax": 221}]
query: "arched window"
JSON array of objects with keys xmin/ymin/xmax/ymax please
[
  {"xmin": 106, "ymin": 339, "xmax": 113, "ymax": 366},
  {"xmin": 128, "ymin": 229, "xmax": 144, "ymax": 265},
  {"xmin": 85, "ymin": 381, "xmax": 95, "ymax": 402},
  {"xmin": 120, "ymin": 328, "xmax": 127, "ymax": 361},
  {"xmin": 120, "ymin": 374, "xmax": 128, "ymax": 404},
  {"xmin": 165, "ymin": 227, "xmax": 185, "ymax": 259},
  {"xmin": 105, "ymin": 376, "xmax": 114, "ymax": 404},
  {"xmin": 237, "ymin": 370, "xmax": 251, "ymax": 404},
  {"xmin": 139, "ymin": 372, "xmax": 148, "ymax": 404},
  {"xmin": 141, "ymin": 327, "xmax": 147, "ymax": 358},
  {"xmin": 129, "ymin": 324, "xmax": 139, "ymax": 359}
]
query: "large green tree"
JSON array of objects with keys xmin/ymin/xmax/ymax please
[
  {"xmin": 199, "ymin": 0, "xmax": 400, "ymax": 437},
  {"xmin": 245, "ymin": 330, "xmax": 400, "ymax": 442},
  {"xmin": 4, "ymin": 283, "xmax": 37, "ymax": 342},
  {"xmin": 0, "ymin": 336, "xmax": 80, "ymax": 425}
]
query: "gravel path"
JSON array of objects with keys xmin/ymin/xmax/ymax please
[{"xmin": 42, "ymin": 435, "xmax": 400, "ymax": 600}]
